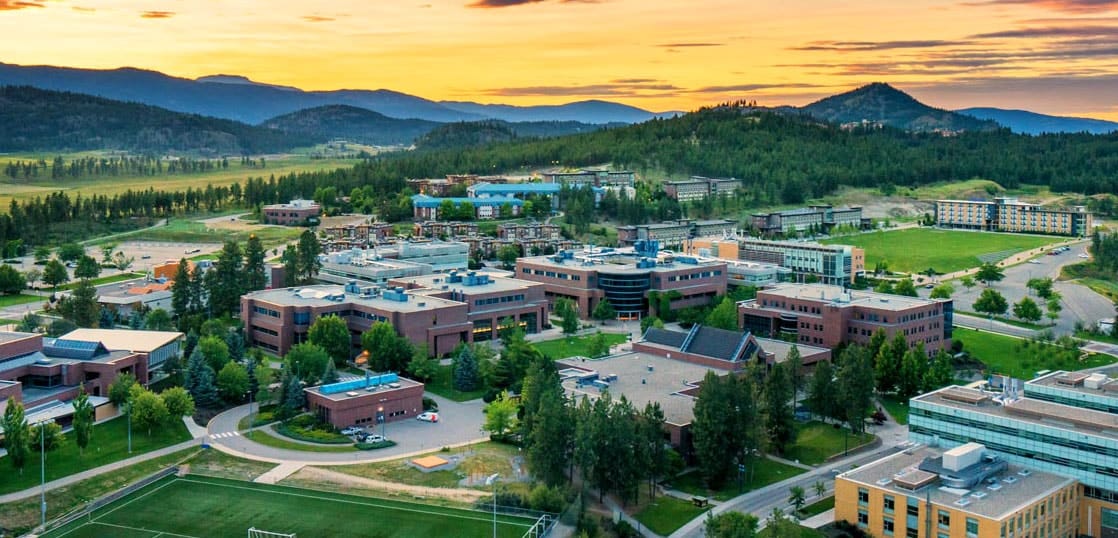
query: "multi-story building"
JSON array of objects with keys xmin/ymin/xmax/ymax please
[
  {"xmin": 616, "ymin": 219, "xmax": 738, "ymax": 249},
  {"xmin": 909, "ymin": 380, "xmax": 1118, "ymax": 538},
  {"xmin": 317, "ymin": 242, "xmax": 469, "ymax": 286},
  {"xmin": 498, "ymin": 222, "xmax": 561, "ymax": 241},
  {"xmin": 241, "ymin": 271, "xmax": 547, "ymax": 356},
  {"xmin": 304, "ymin": 373, "xmax": 425, "ymax": 429},
  {"xmin": 738, "ymin": 283, "xmax": 952, "ymax": 353},
  {"xmin": 411, "ymin": 194, "xmax": 524, "ymax": 220},
  {"xmin": 752, "ymin": 205, "xmax": 865, "ymax": 235},
  {"xmin": 515, "ymin": 243, "xmax": 727, "ymax": 320},
  {"xmin": 935, "ymin": 198, "xmax": 1092, "ymax": 237},
  {"xmin": 413, "ymin": 221, "xmax": 479, "ymax": 239},
  {"xmin": 262, "ymin": 199, "xmax": 322, "ymax": 226},
  {"xmin": 836, "ymin": 442, "xmax": 1079, "ymax": 538},
  {"xmin": 686, "ymin": 237, "xmax": 864, "ymax": 285},
  {"xmin": 663, "ymin": 176, "xmax": 744, "ymax": 202},
  {"xmin": 322, "ymin": 222, "xmax": 394, "ymax": 248},
  {"xmin": 467, "ymin": 181, "xmax": 605, "ymax": 208},
  {"xmin": 542, "ymin": 169, "xmax": 635, "ymax": 187}
]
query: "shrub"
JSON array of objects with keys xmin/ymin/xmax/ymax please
[
  {"xmin": 422, "ymin": 397, "xmax": 439, "ymax": 411},
  {"xmin": 529, "ymin": 484, "xmax": 567, "ymax": 513},
  {"xmin": 356, "ymin": 440, "xmax": 397, "ymax": 450}
]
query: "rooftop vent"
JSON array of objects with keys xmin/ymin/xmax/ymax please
[
  {"xmin": 954, "ymin": 499, "xmax": 971, "ymax": 507},
  {"xmin": 1018, "ymin": 469, "xmax": 1032, "ymax": 477},
  {"xmin": 971, "ymin": 491, "xmax": 988, "ymax": 499},
  {"xmin": 988, "ymin": 484, "xmax": 1003, "ymax": 491},
  {"xmin": 876, "ymin": 478, "xmax": 893, "ymax": 486},
  {"xmin": 1003, "ymin": 476, "xmax": 1018, "ymax": 484}
]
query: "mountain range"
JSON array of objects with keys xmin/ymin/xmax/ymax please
[
  {"xmin": 956, "ymin": 107, "xmax": 1118, "ymax": 135},
  {"xmin": 800, "ymin": 82, "xmax": 1001, "ymax": 132}
]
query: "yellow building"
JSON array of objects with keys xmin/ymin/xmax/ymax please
[
  {"xmin": 935, "ymin": 198, "xmax": 1092, "ymax": 237},
  {"xmin": 836, "ymin": 443, "xmax": 1079, "ymax": 538}
]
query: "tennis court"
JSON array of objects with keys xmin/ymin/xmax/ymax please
[{"xmin": 42, "ymin": 475, "xmax": 539, "ymax": 538}]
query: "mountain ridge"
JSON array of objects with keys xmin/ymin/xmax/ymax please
[
  {"xmin": 956, "ymin": 107, "xmax": 1118, "ymax": 135},
  {"xmin": 800, "ymin": 82, "xmax": 1000, "ymax": 132}
]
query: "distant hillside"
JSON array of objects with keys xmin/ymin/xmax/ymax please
[
  {"xmin": 802, "ymin": 83, "xmax": 1000, "ymax": 132},
  {"xmin": 261, "ymin": 105, "xmax": 439, "ymax": 146},
  {"xmin": 414, "ymin": 119, "xmax": 620, "ymax": 150},
  {"xmin": 0, "ymin": 86, "xmax": 311, "ymax": 154},
  {"xmin": 438, "ymin": 99, "xmax": 663, "ymax": 124},
  {"xmin": 957, "ymin": 107, "xmax": 1118, "ymax": 135}
]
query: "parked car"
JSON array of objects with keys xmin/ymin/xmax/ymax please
[
  {"xmin": 340, "ymin": 426, "xmax": 362, "ymax": 435},
  {"xmin": 185, "ymin": 248, "xmax": 201, "ymax": 254},
  {"xmin": 416, "ymin": 412, "xmax": 439, "ymax": 423},
  {"xmin": 1079, "ymin": 253, "xmax": 1091, "ymax": 258},
  {"xmin": 363, "ymin": 434, "xmax": 386, "ymax": 443}
]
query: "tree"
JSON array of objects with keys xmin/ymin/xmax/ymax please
[
  {"xmin": 170, "ymin": 258, "xmax": 192, "ymax": 317},
  {"xmin": 705, "ymin": 296, "xmax": 740, "ymax": 331},
  {"xmin": 554, "ymin": 298, "xmax": 580, "ymax": 335},
  {"xmin": 217, "ymin": 361, "xmax": 250, "ymax": 403},
  {"xmin": 192, "ymin": 363, "xmax": 221, "ymax": 408},
  {"xmin": 975, "ymin": 263, "xmax": 1005, "ymax": 286},
  {"xmin": 452, "ymin": 344, "xmax": 482, "ymax": 392},
  {"xmin": 296, "ymin": 230, "xmax": 322, "ymax": 284},
  {"xmin": 692, "ymin": 372, "xmax": 758, "ymax": 489},
  {"xmin": 144, "ymin": 308, "xmax": 173, "ymax": 331},
  {"xmin": 961, "ymin": 275, "xmax": 976, "ymax": 290},
  {"xmin": 875, "ymin": 332, "xmax": 907, "ymax": 394},
  {"xmin": 897, "ymin": 345, "xmax": 928, "ymax": 400},
  {"xmin": 360, "ymin": 321, "xmax": 414, "ymax": 372},
  {"xmin": 308, "ymin": 314, "xmax": 352, "ymax": 366},
  {"xmin": 1013, "ymin": 297, "xmax": 1043, "ymax": 323},
  {"xmin": 284, "ymin": 342, "xmax": 331, "ymax": 385},
  {"xmin": 206, "ymin": 240, "xmax": 244, "ymax": 317},
  {"xmin": 498, "ymin": 245, "xmax": 520, "ymax": 270},
  {"xmin": 930, "ymin": 282, "xmax": 955, "ymax": 299},
  {"xmin": 30, "ymin": 421, "xmax": 65, "ymax": 452},
  {"xmin": 33, "ymin": 245, "xmax": 51, "ymax": 264},
  {"xmin": 837, "ymin": 345, "xmax": 875, "ymax": 434},
  {"xmin": 57, "ymin": 278, "xmax": 99, "ymax": 327},
  {"xmin": 807, "ymin": 360, "xmax": 837, "ymax": 421},
  {"xmin": 322, "ymin": 358, "xmax": 340, "ymax": 384},
  {"xmin": 281, "ymin": 373, "xmax": 305, "ymax": 419},
  {"xmin": 72, "ymin": 387, "xmax": 94, "ymax": 456},
  {"xmin": 813, "ymin": 480, "xmax": 826, "ymax": 498},
  {"xmin": 923, "ymin": 349, "xmax": 954, "ymax": 391},
  {"xmin": 57, "ymin": 242, "xmax": 85, "ymax": 262},
  {"xmin": 197, "ymin": 335, "xmax": 232, "ymax": 373},
  {"xmin": 131, "ymin": 388, "xmax": 168, "ymax": 435},
  {"xmin": 786, "ymin": 344, "xmax": 804, "ymax": 403},
  {"xmin": 74, "ymin": 255, "xmax": 101, "ymax": 280},
  {"xmin": 789, "ymin": 485, "xmax": 806, "ymax": 513},
  {"xmin": 704, "ymin": 512, "xmax": 758, "ymax": 538},
  {"xmin": 108, "ymin": 372, "xmax": 138, "ymax": 407},
  {"xmin": 974, "ymin": 288, "xmax": 1009, "ymax": 318},
  {"xmin": 112, "ymin": 251, "xmax": 134, "ymax": 272},
  {"xmin": 585, "ymin": 332, "xmax": 610, "ymax": 358},
  {"xmin": 47, "ymin": 319, "xmax": 77, "ymax": 337},
  {"xmin": 23, "ymin": 267, "xmax": 41, "ymax": 294},
  {"xmin": 591, "ymin": 299, "xmax": 616, "ymax": 323},
  {"xmin": 1046, "ymin": 298, "xmax": 1062, "ymax": 324},
  {"xmin": 483, "ymin": 390, "xmax": 519, "ymax": 438},
  {"xmin": 406, "ymin": 344, "xmax": 439, "ymax": 382},
  {"xmin": 42, "ymin": 258, "xmax": 69, "ymax": 290},
  {"xmin": 528, "ymin": 385, "xmax": 574, "ymax": 487},
  {"xmin": 16, "ymin": 312, "xmax": 40, "ymax": 333},
  {"xmin": 1026, "ymin": 277, "xmax": 1054, "ymax": 299},
  {"xmin": 2, "ymin": 398, "xmax": 29, "ymax": 474},
  {"xmin": 640, "ymin": 315, "xmax": 665, "ymax": 333},
  {"xmin": 243, "ymin": 234, "xmax": 268, "ymax": 293},
  {"xmin": 763, "ymin": 362, "xmax": 796, "ymax": 453},
  {"xmin": 893, "ymin": 278, "xmax": 918, "ymax": 297},
  {"xmin": 0, "ymin": 264, "xmax": 26, "ymax": 294},
  {"xmin": 100, "ymin": 243, "xmax": 117, "ymax": 263},
  {"xmin": 161, "ymin": 386, "xmax": 195, "ymax": 419},
  {"xmin": 280, "ymin": 247, "xmax": 299, "ymax": 288}
]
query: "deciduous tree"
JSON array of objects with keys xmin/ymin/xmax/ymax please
[
  {"xmin": 974, "ymin": 288, "xmax": 1009, "ymax": 317},
  {"xmin": 72, "ymin": 387, "xmax": 94, "ymax": 456},
  {"xmin": 308, "ymin": 314, "xmax": 352, "ymax": 366}
]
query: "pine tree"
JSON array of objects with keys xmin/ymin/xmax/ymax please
[
  {"xmin": 453, "ymin": 345, "xmax": 481, "ymax": 392},
  {"xmin": 322, "ymin": 359, "xmax": 339, "ymax": 384},
  {"xmin": 282, "ymin": 374, "xmax": 305, "ymax": 418},
  {"xmin": 170, "ymin": 258, "xmax": 191, "ymax": 317},
  {"xmin": 243, "ymin": 234, "xmax": 268, "ymax": 292},
  {"xmin": 807, "ymin": 360, "xmax": 837, "ymax": 421},
  {"xmin": 762, "ymin": 362, "xmax": 795, "ymax": 453},
  {"xmin": 192, "ymin": 365, "xmax": 220, "ymax": 408}
]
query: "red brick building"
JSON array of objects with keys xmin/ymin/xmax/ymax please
[
  {"xmin": 304, "ymin": 373, "xmax": 424, "ymax": 429},
  {"xmin": 262, "ymin": 199, "xmax": 322, "ymax": 226},
  {"xmin": 739, "ymin": 283, "xmax": 953, "ymax": 354}
]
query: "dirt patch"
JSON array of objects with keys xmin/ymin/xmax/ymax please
[
  {"xmin": 286, "ymin": 466, "xmax": 489, "ymax": 503},
  {"xmin": 319, "ymin": 214, "xmax": 371, "ymax": 228}
]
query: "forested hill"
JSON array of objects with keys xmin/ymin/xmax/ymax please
[
  {"xmin": 414, "ymin": 120, "xmax": 620, "ymax": 150},
  {"xmin": 0, "ymin": 86, "xmax": 314, "ymax": 154},
  {"xmin": 801, "ymin": 83, "xmax": 999, "ymax": 133},
  {"xmin": 260, "ymin": 105, "xmax": 439, "ymax": 146}
]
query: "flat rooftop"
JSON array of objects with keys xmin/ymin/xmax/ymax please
[
  {"xmin": 1027, "ymin": 370, "xmax": 1118, "ymax": 398},
  {"xmin": 841, "ymin": 445, "xmax": 1072, "ymax": 520},
  {"xmin": 520, "ymin": 251, "xmax": 725, "ymax": 275},
  {"xmin": 755, "ymin": 283, "xmax": 942, "ymax": 312},
  {"xmin": 62, "ymin": 328, "xmax": 183, "ymax": 353},
  {"xmin": 247, "ymin": 285, "xmax": 463, "ymax": 312},
  {"xmin": 0, "ymin": 332, "xmax": 36, "ymax": 344},
  {"xmin": 393, "ymin": 271, "xmax": 537, "ymax": 295},
  {"xmin": 556, "ymin": 352, "xmax": 716, "ymax": 426},
  {"xmin": 753, "ymin": 337, "xmax": 829, "ymax": 361},
  {"xmin": 304, "ymin": 374, "xmax": 423, "ymax": 402},
  {"xmin": 914, "ymin": 386, "xmax": 1118, "ymax": 437}
]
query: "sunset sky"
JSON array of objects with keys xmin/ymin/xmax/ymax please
[{"xmin": 4, "ymin": 0, "xmax": 1118, "ymax": 119}]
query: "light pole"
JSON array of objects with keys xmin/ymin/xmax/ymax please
[
  {"xmin": 39, "ymin": 419, "xmax": 46, "ymax": 529},
  {"xmin": 124, "ymin": 398, "xmax": 133, "ymax": 455},
  {"xmin": 486, "ymin": 473, "xmax": 500, "ymax": 538},
  {"xmin": 377, "ymin": 406, "xmax": 385, "ymax": 439}
]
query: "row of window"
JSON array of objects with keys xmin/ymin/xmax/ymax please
[
  {"xmin": 253, "ymin": 306, "xmax": 279, "ymax": 318},
  {"xmin": 666, "ymin": 270, "xmax": 722, "ymax": 282},
  {"xmin": 522, "ymin": 268, "xmax": 582, "ymax": 281},
  {"xmin": 474, "ymin": 294, "xmax": 526, "ymax": 306}
]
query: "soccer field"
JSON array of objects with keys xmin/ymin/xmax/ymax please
[
  {"xmin": 820, "ymin": 228, "xmax": 1063, "ymax": 274},
  {"xmin": 42, "ymin": 475, "xmax": 539, "ymax": 538}
]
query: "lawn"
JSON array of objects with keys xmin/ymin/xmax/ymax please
[
  {"xmin": 40, "ymin": 475, "xmax": 537, "ymax": 538},
  {"xmin": 781, "ymin": 421, "xmax": 876, "ymax": 465},
  {"xmin": 424, "ymin": 363, "xmax": 488, "ymax": 401},
  {"xmin": 0, "ymin": 293, "xmax": 45, "ymax": 308},
  {"xmin": 954, "ymin": 328, "xmax": 1116, "ymax": 378},
  {"xmin": 125, "ymin": 217, "xmax": 304, "ymax": 247},
  {"xmin": 878, "ymin": 395, "xmax": 910, "ymax": 425},
  {"xmin": 759, "ymin": 523, "xmax": 827, "ymax": 538},
  {"xmin": 533, "ymin": 332, "xmax": 628, "ymax": 360},
  {"xmin": 634, "ymin": 495, "xmax": 710, "ymax": 536},
  {"xmin": 325, "ymin": 442, "xmax": 520, "ymax": 490},
  {"xmin": 799, "ymin": 496, "xmax": 835, "ymax": 517},
  {"xmin": 955, "ymin": 310, "xmax": 1053, "ymax": 331},
  {"xmin": 56, "ymin": 272, "xmax": 145, "ymax": 291},
  {"xmin": 243, "ymin": 427, "xmax": 357, "ymax": 453},
  {"xmin": 820, "ymin": 228, "xmax": 1061, "ymax": 274},
  {"xmin": 0, "ymin": 415, "xmax": 191, "ymax": 495},
  {"xmin": 670, "ymin": 458, "xmax": 807, "ymax": 501},
  {"xmin": 180, "ymin": 448, "xmax": 277, "ymax": 482},
  {"xmin": 0, "ymin": 448, "xmax": 201, "ymax": 537}
]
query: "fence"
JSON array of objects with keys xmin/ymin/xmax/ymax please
[{"xmin": 31, "ymin": 465, "xmax": 180, "ymax": 537}]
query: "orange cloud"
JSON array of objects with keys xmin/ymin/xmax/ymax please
[
  {"xmin": 0, "ymin": 0, "xmax": 48, "ymax": 11},
  {"xmin": 301, "ymin": 15, "xmax": 334, "ymax": 22},
  {"xmin": 972, "ymin": 0, "xmax": 1118, "ymax": 12},
  {"xmin": 140, "ymin": 10, "xmax": 174, "ymax": 19}
]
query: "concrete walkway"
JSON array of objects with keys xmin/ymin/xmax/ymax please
[
  {"xmin": 800, "ymin": 507, "xmax": 836, "ymax": 529},
  {"xmin": 0, "ymin": 438, "xmax": 201, "ymax": 503},
  {"xmin": 182, "ymin": 415, "xmax": 208, "ymax": 439},
  {"xmin": 253, "ymin": 462, "xmax": 304, "ymax": 484}
]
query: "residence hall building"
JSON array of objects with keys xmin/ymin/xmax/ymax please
[
  {"xmin": 241, "ymin": 272, "xmax": 547, "ymax": 356},
  {"xmin": 684, "ymin": 237, "xmax": 865, "ymax": 285},
  {"xmin": 515, "ymin": 243, "xmax": 728, "ymax": 320},
  {"xmin": 835, "ymin": 442, "xmax": 1079, "ymax": 538},
  {"xmin": 738, "ymin": 283, "xmax": 952, "ymax": 354},
  {"xmin": 411, "ymin": 194, "xmax": 523, "ymax": 220},
  {"xmin": 542, "ymin": 169, "xmax": 635, "ymax": 187},
  {"xmin": 909, "ymin": 380, "xmax": 1118, "ymax": 538},
  {"xmin": 616, "ymin": 219, "xmax": 738, "ymax": 249},
  {"xmin": 935, "ymin": 197, "xmax": 1092, "ymax": 237},
  {"xmin": 751, "ymin": 204, "xmax": 866, "ymax": 235},
  {"xmin": 262, "ymin": 199, "xmax": 322, "ymax": 226},
  {"xmin": 304, "ymin": 372, "xmax": 424, "ymax": 429},
  {"xmin": 663, "ymin": 176, "xmax": 744, "ymax": 203}
]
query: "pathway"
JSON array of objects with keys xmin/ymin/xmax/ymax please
[
  {"xmin": 291, "ymin": 466, "xmax": 490, "ymax": 503},
  {"xmin": 253, "ymin": 462, "xmax": 305, "ymax": 484}
]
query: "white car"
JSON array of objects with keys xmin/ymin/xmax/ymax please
[
  {"xmin": 340, "ymin": 426, "xmax": 362, "ymax": 435},
  {"xmin": 1079, "ymin": 253, "xmax": 1091, "ymax": 259},
  {"xmin": 416, "ymin": 412, "xmax": 439, "ymax": 423},
  {"xmin": 363, "ymin": 434, "xmax": 386, "ymax": 443}
]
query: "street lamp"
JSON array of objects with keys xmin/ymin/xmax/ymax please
[
  {"xmin": 486, "ymin": 473, "xmax": 500, "ymax": 538},
  {"xmin": 377, "ymin": 406, "xmax": 385, "ymax": 439},
  {"xmin": 37, "ymin": 419, "xmax": 46, "ymax": 528}
]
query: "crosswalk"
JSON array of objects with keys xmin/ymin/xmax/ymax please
[{"xmin": 210, "ymin": 432, "xmax": 241, "ymax": 439}]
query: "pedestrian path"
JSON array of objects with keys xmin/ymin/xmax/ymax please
[
  {"xmin": 254, "ymin": 462, "xmax": 304, "ymax": 484},
  {"xmin": 182, "ymin": 416, "xmax": 208, "ymax": 439},
  {"xmin": 210, "ymin": 431, "xmax": 242, "ymax": 440}
]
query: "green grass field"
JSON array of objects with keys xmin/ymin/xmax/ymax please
[
  {"xmin": 120, "ymin": 217, "xmax": 304, "ymax": 247},
  {"xmin": 670, "ymin": 457, "xmax": 806, "ymax": 501},
  {"xmin": 878, "ymin": 395, "xmax": 910, "ymax": 425},
  {"xmin": 820, "ymin": 228, "xmax": 1062, "ymax": 274},
  {"xmin": 41, "ymin": 475, "xmax": 537, "ymax": 538},
  {"xmin": 781, "ymin": 421, "xmax": 875, "ymax": 465},
  {"xmin": 533, "ymin": 332, "xmax": 628, "ymax": 359},
  {"xmin": 634, "ymin": 495, "xmax": 709, "ymax": 535},
  {"xmin": 799, "ymin": 496, "xmax": 835, "ymax": 517},
  {"xmin": 242, "ymin": 427, "xmax": 357, "ymax": 453},
  {"xmin": 955, "ymin": 328, "xmax": 1116, "ymax": 378},
  {"xmin": 0, "ymin": 293, "xmax": 45, "ymax": 308},
  {"xmin": 424, "ymin": 363, "xmax": 488, "ymax": 402},
  {"xmin": 0, "ymin": 416, "xmax": 190, "ymax": 495}
]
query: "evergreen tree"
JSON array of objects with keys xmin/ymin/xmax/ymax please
[
  {"xmin": 837, "ymin": 346, "xmax": 875, "ymax": 434},
  {"xmin": 192, "ymin": 364, "xmax": 221, "ymax": 408},
  {"xmin": 296, "ymin": 230, "xmax": 322, "ymax": 284},
  {"xmin": 281, "ymin": 247, "xmax": 299, "ymax": 287},
  {"xmin": 74, "ymin": 255, "xmax": 101, "ymax": 280},
  {"xmin": 640, "ymin": 402, "xmax": 667, "ymax": 498},
  {"xmin": 923, "ymin": 349, "xmax": 955, "ymax": 391},
  {"xmin": 897, "ymin": 344, "xmax": 928, "ymax": 400},
  {"xmin": 206, "ymin": 240, "xmax": 244, "ymax": 317},
  {"xmin": 243, "ymin": 233, "xmax": 268, "ymax": 292},
  {"xmin": 2, "ymin": 397, "xmax": 30, "ymax": 475},
  {"xmin": 128, "ymin": 310, "xmax": 144, "ymax": 329},
  {"xmin": 452, "ymin": 345, "xmax": 481, "ymax": 392},
  {"xmin": 692, "ymin": 372, "xmax": 758, "ymax": 490},
  {"xmin": 183, "ymin": 347, "xmax": 206, "ymax": 396},
  {"xmin": 282, "ymin": 374, "xmax": 305, "ymax": 418},
  {"xmin": 224, "ymin": 329, "xmax": 245, "ymax": 364},
  {"xmin": 807, "ymin": 360, "xmax": 837, "ymax": 421},
  {"xmin": 188, "ymin": 264, "xmax": 205, "ymax": 315},
  {"xmin": 58, "ymin": 278, "xmax": 99, "ymax": 327},
  {"xmin": 874, "ymin": 332, "xmax": 907, "ymax": 394},
  {"xmin": 322, "ymin": 359, "xmax": 339, "ymax": 384},
  {"xmin": 762, "ymin": 362, "xmax": 796, "ymax": 453},
  {"xmin": 786, "ymin": 344, "xmax": 803, "ymax": 402},
  {"xmin": 72, "ymin": 387, "xmax": 93, "ymax": 456}
]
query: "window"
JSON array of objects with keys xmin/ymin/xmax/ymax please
[
  {"xmin": 906, "ymin": 529, "xmax": 918, "ymax": 538},
  {"xmin": 884, "ymin": 518, "xmax": 895, "ymax": 536},
  {"xmin": 938, "ymin": 510, "xmax": 951, "ymax": 530},
  {"xmin": 884, "ymin": 495, "xmax": 895, "ymax": 514},
  {"xmin": 858, "ymin": 511, "xmax": 869, "ymax": 527},
  {"xmin": 858, "ymin": 488, "xmax": 869, "ymax": 505},
  {"xmin": 967, "ymin": 517, "xmax": 979, "ymax": 538}
]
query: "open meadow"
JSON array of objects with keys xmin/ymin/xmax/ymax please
[{"xmin": 821, "ymin": 228, "xmax": 1063, "ymax": 274}]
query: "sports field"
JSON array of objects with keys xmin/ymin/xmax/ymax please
[
  {"xmin": 42, "ymin": 475, "xmax": 539, "ymax": 538},
  {"xmin": 821, "ymin": 228, "xmax": 1063, "ymax": 274}
]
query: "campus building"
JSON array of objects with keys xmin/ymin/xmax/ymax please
[
  {"xmin": 498, "ymin": 222, "xmax": 562, "ymax": 241},
  {"xmin": 835, "ymin": 442, "xmax": 1079, "ymax": 538},
  {"xmin": 262, "ymin": 199, "xmax": 322, "ymax": 226},
  {"xmin": 685, "ymin": 237, "xmax": 864, "ymax": 285},
  {"xmin": 663, "ymin": 176, "xmax": 744, "ymax": 202},
  {"xmin": 317, "ymin": 242, "xmax": 470, "ymax": 287},
  {"xmin": 751, "ymin": 205, "xmax": 866, "ymax": 235},
  {"xmin": 407, "ymin": 174, "xmax": 506, "ymax": 196},
  {"xmin": 413, "ymin": 221, "xmax": 479, "ymax": 239},
  {"xmin": 515, "ymin": 243, "xmax": 728, "ymax": 320},
  {"xmin": 304, "ymin": 373, "xmax": 425, "ymax": 429},
  {"xmin": 322, "ymin": 222, "xmax": 395, "ymax": 248},
  {"xmin": 411, "ymin": 194, "xmax": 523, "ymax": 220},
  {"xmin": 616, "ymin": 219, "xmax": 738, "ymax": 249},
  {"xmin": 634, "ymin": 324, "xmax": 831, "ymax": 370},
  {"xmin": 241, "ymin": 271, "xmax": 547, "ymax": 356},
  {"xmin": 738, "ymin": 283, "xmax": 953, "ymax": 353},
  {"xmin": 934, "ymin": 198, "xmax": 1092, "ymax": 237},
  {"xmin": 909, "ymin": 380, "xmax": 1118, "ymax": 538},
  {"xmin": 542, "ymin": 169, "xmax": 635, "ymax": 187}
]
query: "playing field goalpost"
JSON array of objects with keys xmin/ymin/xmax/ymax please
[{"xmin": 247, "ymin": 528, "xmax": 296, "ymax": 538}]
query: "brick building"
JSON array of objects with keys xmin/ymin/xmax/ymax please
[
  {"xmin": 411, "ymin": 194, "xmax": 523, "ymax": 220},
  {"xmin": 685, "ymin": 237, "xmax": 864, "ymax": 285},
  {"xmin": 262, "ymin": 199, "xmax": 322, "ymax": 226},
  {"xmin": 663, "ymin": 176, "xmax": 744, "ymax": 202},
  {"xmin": 935, "ymin": 197, "xmax": 1092, "ymax": 236},
  {"xmin": 304, "ymin": 373, "xmax": 425, "ymax": 429},
  {"xmin": 751, "ymin": 205, "xmax": 865, "ymax": 235}
]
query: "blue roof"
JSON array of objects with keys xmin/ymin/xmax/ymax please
[
  {"xmin": 42, "ymin": 338, "xmax": 108, "ymax": 360},
  {"xmin": 472, "ymin": 183, "xmax": 562, "ymax": 195},
  {"xmin": 411, "ymin": 194, "xmax": 524, "ymax": 208},
  {"xmin": 319, "ymin": 373, "xmax": 399, "ymax": 395}
]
